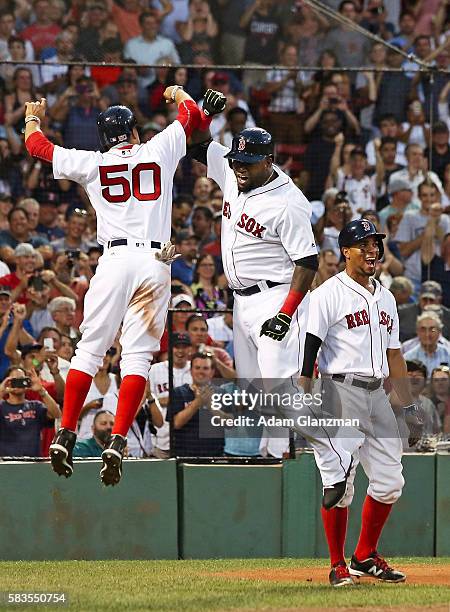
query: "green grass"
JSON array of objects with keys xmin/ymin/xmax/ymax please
[{"xmin": 0, "ymin": 558, "xmax": 448, "ymax": 611}]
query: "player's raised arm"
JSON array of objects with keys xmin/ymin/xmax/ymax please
[
  {"xmin": 163, "ymin": 85, "xmax": 202, "ymax": 139},
  {"xmin": 24, "ymin": 97, "xmax": 55, "ymax": 163},
  {"xmin": 187, "ymin": 89, "xmax": 227, "ymax": 165}
]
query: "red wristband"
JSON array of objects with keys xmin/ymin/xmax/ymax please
[
  {"xmin": 198, "ymin": 109, "xmax": 213, "ymax": 132},
  {"xmin": 280, "ymin": 290, "xmax": 305, "ymax": 317}
]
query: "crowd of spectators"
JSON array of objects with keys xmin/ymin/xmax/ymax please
[{"xmin": 0, "ymin": 0, "xmax": 449, "ymax": 458}]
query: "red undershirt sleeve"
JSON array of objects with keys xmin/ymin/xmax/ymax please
[
  {"xmin": 175, "ymin": 100, "xmax": 201, "ymax": 138},
  {"xmin": 25, "ymin": 131, "xmax": 55, "ymax": 163}
]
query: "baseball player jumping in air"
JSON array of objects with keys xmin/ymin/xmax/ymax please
[
  {"xmin": 189, "ymin": 90, "xmax": 354, "ymax": 510},
  {"xmin": 300, "ymin": 219, "xmax": 423, "ymax": 587},
  {"xmin": 24, "ymin": 87, "xmax": 201, "ymax": 485}
]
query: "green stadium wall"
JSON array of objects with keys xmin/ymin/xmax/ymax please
[
  {"xmin": 0, "ymin": 459, "xmax": 178, "ymax": 561},
  {"xmin": 0, "ymin": 453, "xmax": 447, "ymax": 560}
]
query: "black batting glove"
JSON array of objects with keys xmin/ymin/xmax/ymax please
[
  {"xmin": 260, "ymin": 312, "xmax": 292, "ymax": 341},
  {"xmin": 404, "ymin": 404, "xmax": 424, "ymax": 447},
  {"xmin": 203, "ymin": 89, "xmax": 227, "ymax": 116}
]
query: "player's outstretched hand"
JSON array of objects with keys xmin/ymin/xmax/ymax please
[
  {"xmin": 404, "ymin": 404, "xmax": 424, "ymax": 447},
  {"xmin": 155, "ymin": 241, "xmax": 180, "ymax": 265},
  {"xmin": 203, "ymin": 89, "xmax": 227, "ymax": 117},
  {"xmin": 260, "ymin": 312, "xmax": 292, "ymax": 341},
  {"xmin": 24, "ymin": 97, "xmax": 47, "ymax": 121}
]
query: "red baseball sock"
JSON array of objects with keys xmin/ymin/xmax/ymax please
[
  {"xmin": 61, "ymin": 369, "xmax": 93, "ymax": 431},
  {"xmin": 321, "ymin": 506, "xmax": 348, "ymax": 566},
  {"xmin": 112, "ymin": 375, "xmax": 147, "ymax": 437},
  {"xmin": 354, "ymin": 495, "xmax": 393, "ymax": 561}
]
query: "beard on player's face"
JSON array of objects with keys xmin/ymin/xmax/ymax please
[{"xmin": 231, "ymin": 158, "xmax": 272, "ymax": 192}]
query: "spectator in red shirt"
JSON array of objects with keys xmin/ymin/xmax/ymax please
[
  {"xmin": 20, "ymin": 0, "xmax": 62, "ymax": 58},
  {"xmin": 22, "ymin": 343, "xmax": 62, "ymax": 456},
  {"xmin": 0, "ymin": 243, "xmax": 39, "ymax": 305}
]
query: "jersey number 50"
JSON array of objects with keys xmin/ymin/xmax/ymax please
[{"xmin": 100, "ymin": 163, "xmax": 161, "ymax": 203}]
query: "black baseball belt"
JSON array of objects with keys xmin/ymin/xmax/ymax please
[
  {"xmin": 106, "ymin": 238, "xmax": 162, "ymax": 249},
  {"xmin": 234, "ymin": 280, "xmax": 285, "ymax": 296},
  {"xmin": 332, "ymin": 374, "xmax": 383, "ymax": 392}
]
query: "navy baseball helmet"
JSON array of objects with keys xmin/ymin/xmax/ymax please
[
  {"xmin": 224, "ymin": 127, "xmax": 273, "ymax": 164},
  {"xmin": 338, "ymin": 219, "xmax": 386, "ymax": 260},
  {"xmin": 97, "ymin": 105, "xmax": 137, "ymax": 150}
]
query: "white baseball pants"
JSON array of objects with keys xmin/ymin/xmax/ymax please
[{"xmin": 71, "ymin": 243, "xmax": 171, "ymax": 380}]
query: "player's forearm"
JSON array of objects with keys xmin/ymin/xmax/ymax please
[
  {"xmin": 300, "ymin": 333, "xmax": 322, "ymax": 380},
  {"xmin": 25, "ymin": 130, "xmax": 55, "ymax": 163},
  {"xmin": 279, "ymin": 262, "xmax": 317, "ymax": 317},
  {"xmin": 172, "ymin": 89, "xmax": 202, "ymax": 138},
  {"xmin": 387, "ymin": 349, "xmax": 414, "ymax": 406}
]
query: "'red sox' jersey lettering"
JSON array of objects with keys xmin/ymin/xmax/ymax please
[
  {"xmin": 237, "ymin": 213, "xmax": 266, "ymax": 238},
  {"xmin": 345, "ymin": 309, "xmax": 370, "ymax": 329}
]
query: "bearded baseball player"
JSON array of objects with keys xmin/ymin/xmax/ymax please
[
  {"xmin": 189, "ymin": 90, "xmax": 354, "ymax": 510},
  {"xmin": 24, "ymin": 88, "xmax": 201, "ymax": 485},
  {"xmin": 300, "ymin": 219, "xmax": 423, "ymax": 587}
]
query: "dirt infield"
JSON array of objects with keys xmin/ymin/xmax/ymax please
[{"xmin": 212, "ymin": 563, "xmax": 450, "ymax": 586}]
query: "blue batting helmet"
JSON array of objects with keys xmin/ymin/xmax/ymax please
[
  {"xmin": 338, "ymin": 219, "xmax": 386, "ymax": 260},
  {"xmin": 224, "ymin": 127, "xmax": 273, "ymax": 164},
  {"xmin": 97, "ymin": 105, "xmax": 137, "ymax": 150}
]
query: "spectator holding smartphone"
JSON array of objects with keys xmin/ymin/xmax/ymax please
[{"xmin": 0, "ymin": 365, "xmax": 60, "ymax": 457}]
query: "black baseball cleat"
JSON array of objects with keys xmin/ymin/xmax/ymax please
[
  {"xmin": 322, "ymin": 457, "xmax": 353, "ymax": 510},
  {"xmin": 349, "ymin": 552, "xmax": 406, "ymax": 582},
  {"xmin": 329, "ymin": 562, "xmax": 354, "ymax": 587},
  {"xmin": 100, "ymin": 434, "xmax": 127, "ymax": 486},
  {"xmin": 49, "ymin": 428, "xmax": 77, "ymax": 478}
]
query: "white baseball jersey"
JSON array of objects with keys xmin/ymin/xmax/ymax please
[
  {"xmin": 149, "ymin": 360, "xmax": 192, "ymax": 451},
  {"xmin": 52, "ymin": 121, "xmax": 186, "ymax": 246},
  {"xmin": 206, "ymin": 141, "xmax": 318, "ymax": 289},
  {"xmin": 149, "ymin": 360, "xmax": 192, "ymax": 399},
  {"xmin": 308, "ymin": 271, "xmax": 401, "ymax": 378},
  {"xmin": 336, "ymin": 170, "xmax": 375, "ymax": 218}
]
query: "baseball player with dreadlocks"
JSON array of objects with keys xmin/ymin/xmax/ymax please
[
  {"xmin": 300, "ymin": 219, "xmax": 423, "ymax": 587},
  {"xmin": 24, "ymin": 87, "xmax": 201, "ymax": 486}
]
